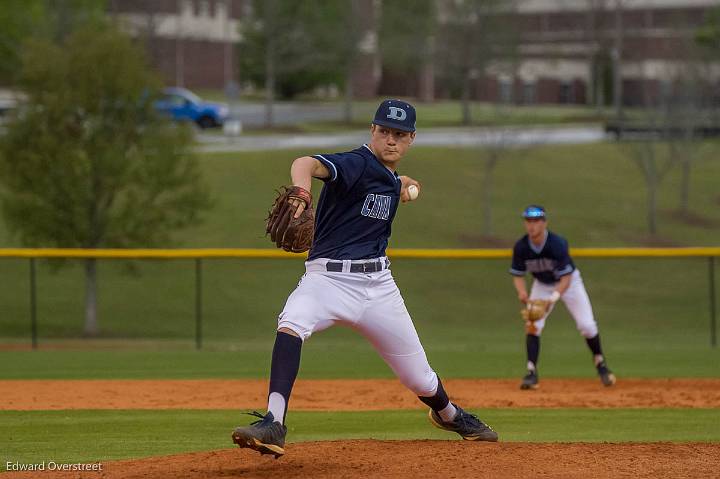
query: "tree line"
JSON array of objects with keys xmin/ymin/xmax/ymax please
[
  {"xmin": 239, "ymin": 0, "xmax": 515, "ymax": 126},
  {"xmin": 0, "ymin": 1, "xmax": 211, "ymax": 335}
]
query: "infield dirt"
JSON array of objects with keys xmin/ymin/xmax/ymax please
[{"xmin": 3, "ymin": 378, "xmax": 720, "ymax": 410}]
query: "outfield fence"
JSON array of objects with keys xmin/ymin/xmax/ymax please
[{"xmin": 1, "ymin": 247, "xmax": 717, "ymax": 350}]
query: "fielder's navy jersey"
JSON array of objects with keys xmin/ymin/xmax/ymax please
[
  {"xmin": 308, "ymin": 144, "xmax": 401, "ymax": 260},
  {"xmin": 510, "ymin": 231, "xmax": 575, "ymax": 284}
]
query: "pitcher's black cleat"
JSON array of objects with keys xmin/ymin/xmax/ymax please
[
  {"xmin": 232, "ymin": 411, "xmax": 287, "ymax": 458},
  {"xmin": 429, "ymin": 404, "xmax": 498, "ymax": 442}
]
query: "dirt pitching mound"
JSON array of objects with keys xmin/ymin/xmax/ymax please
[
  {"xmin": 3, "ymin": 378, "xmax": 719, "ymax": 410},
  {"xmin": 5, "ymin": 441, "xmax": 719, "ymax": 479}
]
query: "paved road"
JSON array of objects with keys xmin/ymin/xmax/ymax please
[
  {"xmin": 228, "ymin": 102, "xmax": 345, "ymax": 127},
  {"xmin": 196, "ymin": 125, "xmax": 606, "ymax": 153}
]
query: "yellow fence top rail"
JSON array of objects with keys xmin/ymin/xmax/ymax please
[{"xmin": 0, "ymin": 247, "xmax": 718, "ymax": 259}]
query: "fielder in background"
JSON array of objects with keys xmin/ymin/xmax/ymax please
[
  {"xmin": 232, "ymin": 99, "xmax": 498, "ymax": 459},
  {"xmin": 510, "ymin": 205, "xmax": 616, "ymax": 390}
]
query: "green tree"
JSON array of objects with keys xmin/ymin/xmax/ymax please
[
  {"xmin": 623, "ymin": 140, "xmax": 674, "ymax": 236},
  {"xmin": 239, "ymin": 0, "xmax": 343, "ymax": 126},
  {"xmin": 316, "ymin": 0, "xmax": 365, "ymax": 123},
  {"xmin": 0, "ymin": 0, "xmax": 45, "ymax": 85},
  {"xmin": 0, "ymin": 0, "xmax": 106, "ymax": 86},
  {"xmin": 380, "ymin": 0, "xmax": 438, "ymax": 101},
  {"xmin": 0, "ymin": 26, "xmax": 211, "ymax": 335},
  {"xmin": 696, "ymin": 6, "xmax": 720, "ymax": 55},
  {"xmin": 664, "ymin": 65, "xmax": 710, "ymax": 218},
  {"xmin": 435, "ymin": 0, "xmax": 519, "ymax": 125}
]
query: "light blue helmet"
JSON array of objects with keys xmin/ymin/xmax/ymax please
[{"xmin": 522, "ymin": 205, "xmax": 546, "ymax": 219}]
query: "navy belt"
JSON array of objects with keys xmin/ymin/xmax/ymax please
[{"xmin": 326, "ymin": 260, "xmax": 387, "ymax": 273}]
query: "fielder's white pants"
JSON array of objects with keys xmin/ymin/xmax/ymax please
[
  {"xmin": 277, "ymin": 257, "xmax": 439, "ymax": 397},
  {"xmin": 528, "ymin": 269, "xmax": 598, "ymax": 338}
]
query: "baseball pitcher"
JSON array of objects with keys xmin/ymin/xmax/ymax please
[{"xmin": 232, "ymin": 100, "xmax": 498, "ymax": 458}]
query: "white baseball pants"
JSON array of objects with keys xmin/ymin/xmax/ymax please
[
  {"xmin": 528, "ymin": 269, "xmax": 599, "ymax": 338},
  {"xmin": 277, "ymin": 257, "xmax": 439, "ymax": 397}
]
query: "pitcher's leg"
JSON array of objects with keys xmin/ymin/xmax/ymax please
[
  {"xmin": 232, "ymin": 272, "xmax": 349, "ymax": 457},
  {"xmin": 231, "ymin": 330, "xmax": 298, "ymax": 458},
  {"xmin": 267, "ymin": 331, "xmax": 302, "ymax": 424},
  {"xmin": 268, "ymin": 272, "xmax": 357, "ymax": 421},
  {"xmin": 352, "ymin": 273, "xmax": 445, "ymax": 402},
  {"xmin": 353, "ymin": 308, "xmax": 452, "ymax": 418},
  {"xmin": 356, "ymin": 271, "xmax": 498, "ymax": 441},
  {"xmin": 360, "ymin": 326, "xmax": 496, "ymax": 441}
]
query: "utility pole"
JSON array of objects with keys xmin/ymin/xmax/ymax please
[
  {"xmin": 175, "ymin": 0, "xmax": 185, "ymax": 87},
  {"xmin": 612, "ymin": 0, "xmax": 624, "ymax": 122}
]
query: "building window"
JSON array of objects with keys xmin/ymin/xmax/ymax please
[
  {"xmin": 559, "ymin": 81, "xmax": 574, "ymax": 104},
  {"xmin": 659, "ymin": 79, "xmax": 673, "ymax": 105},
  {"xmin": 499, "ymin": 78, "xmax": 513, "ymax": 104},
  {"xmin": 523, "ymin": 81, "xmax": 536, "ymax": 105}
]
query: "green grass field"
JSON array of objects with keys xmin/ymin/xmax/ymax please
[
  {"xmin": 1, "ymin": 141, "xmax": 719, "ymax": 472},
  {"xmin": 136, "ymin": 141, "xmax": 720, "ymax": 247},
  {"xmin": 192, "ymin": 94, "xmax": 611, "ymax": 131},
  {"xmin": 3, "ymin": 409, "xmax": 719, "ymax": 466},
  {"xmin": 294, "ymin": 101, "xmax": 609, "ymax": 131}
]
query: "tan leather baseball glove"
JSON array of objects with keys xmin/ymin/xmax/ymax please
[
  {"xmin": 266, "ymin": 186, "xmax": 315, "ymax": 253},
  {"xmin": 521, "ymin": 299, "xmax": 551, "ymax": 322}
]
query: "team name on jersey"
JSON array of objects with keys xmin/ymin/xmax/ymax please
[
  {"xmin": 361, "ymin": 194, "xmax": 392, "ymax": 220},
  {"xmin": 525, "ymin": 258, "xmax": 557, "ymax": 273}
]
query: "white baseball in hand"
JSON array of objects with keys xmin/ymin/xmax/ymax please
[{"xmin": 407, "ymin": 184, "xmax": 419, "ymax": 201}]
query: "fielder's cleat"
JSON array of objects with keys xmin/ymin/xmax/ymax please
[
  {"xmin": 597, "ymin": 361, "xmax": 616, "ymax": 387},
  {"xmin": 232, "ymin": 411, "xmax": 287, "ymax": 459},
  {"xmin": 428, "ymin": 404, "xmax": 498, "ymax": 442},
  {"xmin": 520, "ymin": 370, "xmax": 539, "ymax": 390}
]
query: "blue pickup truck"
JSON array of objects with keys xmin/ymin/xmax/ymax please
[{"xmin": 154, "ymin": 87, "xmax": 229, "ymax": 129}]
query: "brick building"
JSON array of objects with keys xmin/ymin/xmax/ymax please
[
  {"xmin": 495, "ymin": 0, "xmax": 718, "ymax": 106},
  {"xmin": 108, "ymin": 0, "xmax": 246, "ymax": 90},
  {"xmin": 110, "ymin": 0, "xmax": 720, "ymax": 105},
  {"xmin": 383, "ymin": 0, "xmax": 720, "ymax": 106}
]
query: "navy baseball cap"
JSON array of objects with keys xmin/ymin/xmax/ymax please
[
  {"xmin": 522, "ymin": 205, "xmax": 546, "ymax": 219},
  {"xmin": 373, "ymin": 99, "xmax": 416, "ymax": 132}
]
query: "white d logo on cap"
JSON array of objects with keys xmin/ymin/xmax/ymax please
[{"xmin": 387, "ymin": 106, "xmax": 407, "ymax": 121}]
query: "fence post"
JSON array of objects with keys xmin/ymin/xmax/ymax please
[
  {"xmin": 29, "ymin": 258, "xmax": 37, "ymax": 350},
  {"xmin": 195, "ymin": 258, "xmax": 203, "ymax": 350},
  {"xmin": 710, "ymin": 256, "xmax": 717, "ymax": 348}
]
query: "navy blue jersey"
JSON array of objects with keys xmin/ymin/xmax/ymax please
[
  {"xmin": 510, "ymin": 231, "xmax": 575, "ymax": 284},
  {"xmin": 308, "ymin": 144, "xmax": 401, "ymax": 260}
]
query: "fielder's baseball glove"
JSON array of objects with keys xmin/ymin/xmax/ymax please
[
  {"xmin": 521, "ymin": 299, "xmax": 551, "ymax": 322},
  {"xmin": 266, "ymin": 186, "xmax": 315, "ymax": 253}
]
